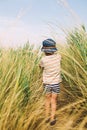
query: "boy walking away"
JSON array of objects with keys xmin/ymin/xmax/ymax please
[{"xmin": 39, "ymin": 39, "xmax": 61, "ymax": 126}]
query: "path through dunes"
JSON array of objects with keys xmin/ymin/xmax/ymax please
[{"xmin": 31, "ymin": 83, "xmax": 87, "ymax": 130}]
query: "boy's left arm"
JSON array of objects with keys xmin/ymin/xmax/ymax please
[{"xmin": 39, "ymin": 59, "xmax": 44, "ymax": 71}]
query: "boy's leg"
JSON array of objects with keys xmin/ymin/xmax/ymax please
[
  {"xmin": 50, "ymin": 83, "xmax": 60, "ymax": 121},
  {"xmin": 45, "ymin": 93, "xmax": 51, "ymax": 118},
  {"xmin": 51, "ymin": 93, "xmax": 58, "ymax": 121}
]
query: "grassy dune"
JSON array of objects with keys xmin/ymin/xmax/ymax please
[{"xmin": 0, "ymin": 27, "xmax": 87, "ymax": 130}]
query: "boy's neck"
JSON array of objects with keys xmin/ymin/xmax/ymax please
[{"xmin": 45, "ymin": 52, "xmax": 54, "ymax": 56}]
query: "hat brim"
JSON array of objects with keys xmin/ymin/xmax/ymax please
[{"xmin": 41, "ymin": 47, "xmax": 57, "ymax": 53}]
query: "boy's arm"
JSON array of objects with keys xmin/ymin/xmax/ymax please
[
  {"xmin": 39, "ymin": 65, "xmax": 44, "ymax": 70},
  {"xmin": 39, "ymin": 60, "xmax": 44, "ymax": 70}
]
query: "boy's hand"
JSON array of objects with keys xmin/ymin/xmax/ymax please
[{"xmin": 39, "ymin": 64, "xmax": 44, "ymax": 70}]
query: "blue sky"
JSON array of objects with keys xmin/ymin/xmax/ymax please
[{"xmin": 0, "ymin": 0, "xmax": 87, "ymax": 48}]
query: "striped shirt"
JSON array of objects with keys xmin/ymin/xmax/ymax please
[{"xmin": 40, "ymin": 53, "xmax": 61, "ymax": 84}]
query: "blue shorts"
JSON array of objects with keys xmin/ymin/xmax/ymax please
[{"xmin": 43, "ymin": 83, "xmax": 60, "ymax": 94}]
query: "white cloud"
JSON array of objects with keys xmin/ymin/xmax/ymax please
[
  {"xmin": 0, "ymin": 16, "xmax": 67, "ymax": 49},
  {"xmin": 0, "ymin": 16, "xmax": 43, "ymax": 48}
]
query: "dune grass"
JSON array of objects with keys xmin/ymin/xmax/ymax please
[{"xmin": 0, "ymin": 27, "xmax": 87, "ymax": 130}]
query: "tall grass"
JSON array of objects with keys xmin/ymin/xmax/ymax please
[
  {"xmin": 59, "ymin": 26, "xmax": 87, "ymax": 130},
  {"xmin": 61, "ymin": 26, "xmax": 87, "ymax": 97},
  {"xmin": 0, "ymin": 27, "xmax": 87, "ymax": 130},
  {"xmin": 0, "ymin": 43, "xmax": 42, "ymax": 130}
]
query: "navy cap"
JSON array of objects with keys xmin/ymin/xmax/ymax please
[{"xmin": 41, "ymin": 39, "xmax": 57, "ymax": 53}]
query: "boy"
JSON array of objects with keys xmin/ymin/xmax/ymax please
[{"xmin": 39, "ymin": 38, "xmax": 61, "ymax": 126}]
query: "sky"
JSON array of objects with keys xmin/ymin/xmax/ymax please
[{"xmin": 0, "ymin": 0, "xmax": 87, "ymax": 48}]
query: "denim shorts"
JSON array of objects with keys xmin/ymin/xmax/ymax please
[{"xmin": 43, "ymin": 83, "xmax": 60, "ymax": 94}]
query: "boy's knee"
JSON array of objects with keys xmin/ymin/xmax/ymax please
[
  {"xmin": 51, "ymin": 94, "xmax": 57, "ymax": 102},
  {"xmin": 46, "ymin": 93, "xmax": 51, "ymax": 99}
]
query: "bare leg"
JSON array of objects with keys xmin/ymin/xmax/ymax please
[
  {"xmin": 51, "ymin": 93, "xmax": 58, "ymax": 121},
  {"xmin": 45, "ymin": 93, "xmax": 51, "ymax": 118}
]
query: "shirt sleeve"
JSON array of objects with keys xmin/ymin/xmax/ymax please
[
  {"xmin": 39, "ymin": 58, "xmax": 44, "ymax": 68},
  {"xmin": 57, "ymin": 54, "xmax": 61, "ymax": 61},
  {"xmin": 59, "ymin": 54, "xmax": 61, "ymax": 61}
]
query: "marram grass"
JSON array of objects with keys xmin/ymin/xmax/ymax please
[{"xmin": 0, "ymin": 27, "xmax": 87, "ymax": 130}]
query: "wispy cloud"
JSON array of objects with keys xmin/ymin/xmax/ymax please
[
  {"xmin": 0, "ymin": 5, "xmax": 33, "ymax": 48},
  {"xmin": 0, "ymin": 16, "xmax": 44, "ymax": 48},
  {"xmin": 0, "ymin": 1, "xmax": 34, "ymax": 48}
]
